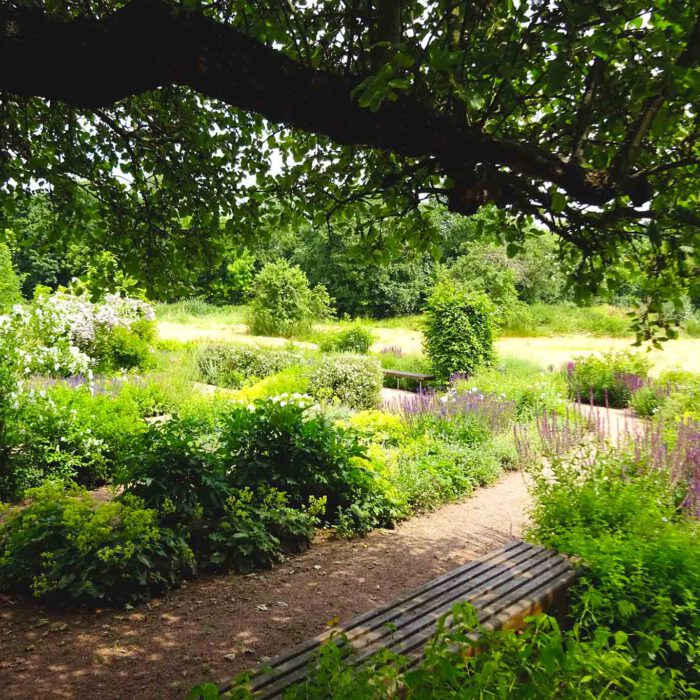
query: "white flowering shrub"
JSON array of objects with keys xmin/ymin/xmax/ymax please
[
  {"xmin": 308, "ymin": 354, "xmax": 383, "ymax": 410},
  {"xmin": 0, "ymin": 291, "xmax": 157, "ymax": 380}
]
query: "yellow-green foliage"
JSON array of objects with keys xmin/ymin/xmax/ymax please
[
  {"xmin": 348, "ymin": 410, "xmax": 407, "ymax": 445},
  {"xmin": 234, "ymin": 367, "xmax": 310, "ymax": 402}
]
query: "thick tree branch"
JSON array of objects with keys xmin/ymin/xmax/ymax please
[{"xmin": 0, "ymin": 0, "xmax": 648, "ymax": 207}]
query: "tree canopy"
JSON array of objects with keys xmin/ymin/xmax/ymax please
[{"xmin": 1, "ymin": 0, "xmax": 699, "ymax": 336}]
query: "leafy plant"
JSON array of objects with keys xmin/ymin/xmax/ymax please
[
  {"xmin": 308, "ymin": 354, "xmax": 383, "ymax": 410},
  {"xmin": 248, "ymin": 260, "xmax": 333, "ymax": 337},
  {"xmin": 565, "ymin": 350, "xmax": 651, "ymax": 408},
  {"xmin": 0, "ymin": 242, "xmax": 22, "ymax": 312},
  {"xmin": 2, "ymin": 384, "xmax": 146, "ymax": 501},
  {"xmin": 219, "ymin": 395, "xmax": 373, "ymax": 521},
  {"xmin": 318, "ymin": 325, "xmax": 374, "ymax": 354},
  {"xmin": 197, "ymin": 343, "xmax": 305, "ymax": 389},
  {"xmin": 118, "ymin": 417, "xmax": 230, "ymax": 526},
  {"xmin": 423, "ymin": 281, "xmax": 495, "ymax": 382},
  {"xmin": 0, "ymin": 482, "xmax": 194, "ymax": 606}
]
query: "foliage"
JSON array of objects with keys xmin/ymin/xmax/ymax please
[
  {"xmin": 0, "ymin": 482, "xmax": 194, "ymax": 606},
  {"xmin": 456, "ymin": 357, "xmax": 567, "ymax": 421},
  {"xmin": 565, "ymin": 350, "xmax": 651, "ymax": 408},
  {"xmin": 443, "ymin": 245, "xmax": 521, "ymax": 326},
  {"xmin": 203, "ymin": 249, "xmax": 256, "ymax": 305},
  {"xmin": 529, "ymin": 450, "xmax": 700, "ymax": 686},
  {"xmin": 318, "ymin": 325, "xmax": 374, "ymax": 354},
  {"xmin": 629, "ymin": 385, "xmax": 663, "ymax": 418},
  {"xmin": 5, "ymin": 2, "xmax": 700, "ymax": 339},
  {"xmin": 1, "ymin": 383, "xmax": 146, "ymax": 501},
  {"xmin": 118, "ymin": 418, "xmax": 230, "ymax": 526},
  {"xmin": 197, "ymin": 343, "xmax": 305, "ymax": 389},
  {"xmin": 395, "ymin": 437, "xmax": 503, "ymax": 512},
  {"xmin": 292, "ymin": 223, "xmax": 436, "ymax": 318},
  {"xmin": 248, "ymin": 261, "xmax": 333, "ymax": 338},
  {"xmin": 204, "ymin": 488, "xmax": 323, "ymax": 571},
  {"xmin": 423, "ymin": 281, "xmax": 495, "ymax": 382},
  {"xmin": 0, "ymin": 241, "xmax": 23, "ymax": 312},
  {"xmin": 219, "ymin": 395, "xmax": 375, "ymax": 521},
  {"xmin": 0, "ymin": 289, "xmax": 157, "ymax": 378},
  {"xmin": 308, "ymin": 354, "xmax": 383, "ymax": 410},
  {"xmin": 234, "ymin": 367, "xmax": 310, "ymax": 403}
]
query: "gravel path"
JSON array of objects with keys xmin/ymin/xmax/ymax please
[{"xmin": 0, "ymin": 471, "xmax": 530, "ymax": 700}]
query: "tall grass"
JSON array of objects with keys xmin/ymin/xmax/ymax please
[
  {"xmin": 156, "ymin": 300, "xmax": 248, "ymax": 325},
  {"xmin": 499, "ymin": 303, "xmax": 634, "ymax": 337}
]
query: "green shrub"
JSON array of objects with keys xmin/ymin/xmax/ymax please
[
  {"xmin": 529, "ymin": 450, "xmax": 700, "ymax": 685},
  {"xmin": 204, "ymin": 488, "xmax": 322, "ymax": 571},
  {"xmin": 2, "ymin": 384, "xmax": 145, "ymax": 500},
  {"xmin": 423, "ymin": 281, "xmax": 495, "ymax": 382},
  {"xmin": 396, "ymin": 437, "xmax": 502, "ymax": 511},
  {"xmin": 308, "ymin": 354, "xmax": 383, "ymax": 410},
  {"xmin": 197, "ymin": 343, "xmax": 305, "ymax": 388},
  {"xmin": 443, "ymin": 247, "xmax": 521, "ymax": 326},
  {"xmin": 93, "ymin": 324, "xmax": 155, "ymax": 372},
  {"xmin": 248, "ymin": 260, "xmax": 333, "ymax": 337},
  {"xmin": 0, "ymin": 242, "xmax": 22, "ymax": 312},
  {"xmin": 629, "ymin": 385, "xmax": 662, "ymax": 417},
  {"xmin": 118, "ymin": 418, "xmax": 230, "ymax": 526},
  {"xmin": 318, "ymin": 325, "xmax": 374, "ymax": 354},
  {"xmin": 219, "ymin": 395, "xmax": 374, "ymax": 521},
  {"xmin": 0, "ymin": 483, "xmax": 194, "ymax": 606},
  {"xmin": 235, "ymin": 366, "xmax": 310, "ymax": 402},
  {"xmin": 565, "ymin": 350, "xmax": 651, "ymax": 408}
]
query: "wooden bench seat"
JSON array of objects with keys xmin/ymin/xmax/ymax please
[
  {"xmin": 382, "ymin": 368, "xmax": 436, "ymax": 391},
  {"xmin": 219, "ymin": 541, "xmax": 576, "ymax": 699}
]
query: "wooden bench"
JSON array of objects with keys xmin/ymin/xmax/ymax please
[
  {"xmin": 382, "ymin": 369, "xmax": 436, "ymax": 391},
  {"xmin": 219, "ymin": 541, "xmax": 576, "ymax": 699}
]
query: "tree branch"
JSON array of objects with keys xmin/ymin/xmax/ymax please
[
  {"xmin": 613, "ymin": 10, "xmax": 700, "ymax": 177},
  {"xmin": 0, "ymin": 0, "xmax": 648, "ymax": 207}
]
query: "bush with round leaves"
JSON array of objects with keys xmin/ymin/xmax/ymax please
[
  {"xmin": 309, "ymin": 354, "xmax": 383, "ymax": 410},
  {"xmin": 423, "ymin": 281, "xmax": 495, "ymax": 382}
]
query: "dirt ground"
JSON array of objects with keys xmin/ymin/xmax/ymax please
[{"xmin": 0, "ymin": 471, "xmax": 529, "ymax": 700}]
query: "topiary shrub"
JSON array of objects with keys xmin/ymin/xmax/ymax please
[
  {"xmin": 309, "ymin": 354, "xmax": 383, "ymax": 410},
  {"xmin": 248, "ymin": 260, "xmax": 333, "ymax": 337},
  {"xmin": 423, "ymin": 281, "xmax": 495, "ymax": 383},
  {"xmin": 197, "ymin": 343, "xmax": 305, "ymax": 388},
  {"xmin": 318, "ymin": 325, "xmax": 374, "ymax": 354}
]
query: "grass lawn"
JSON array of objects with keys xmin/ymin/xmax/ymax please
[{"xmin": 156, "ymin": 301, "xmax": 700, "ymax": 374}]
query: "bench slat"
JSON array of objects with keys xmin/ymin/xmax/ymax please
[
  {"xmin": 221, "ymin": 542, "xmax": 575, "ymax": 699},
  {"xmin": 250, "ymin": 542, "xmax": 540, "ymax": 691},
  {"xmin": 256, "ymin": 552, "xmax": 568, "ymax": 698},
  {"xmin": 382, "ymin": 370, "xmax": 435, "ymax": 381},
  {"xmin": 232, "ymin": 539, "xmax": 526, "ymax": 691}
]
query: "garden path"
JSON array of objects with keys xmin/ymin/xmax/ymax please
[{"xmin": 0, "ymin": 471, "xmax": 529, "ymax": 700}]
